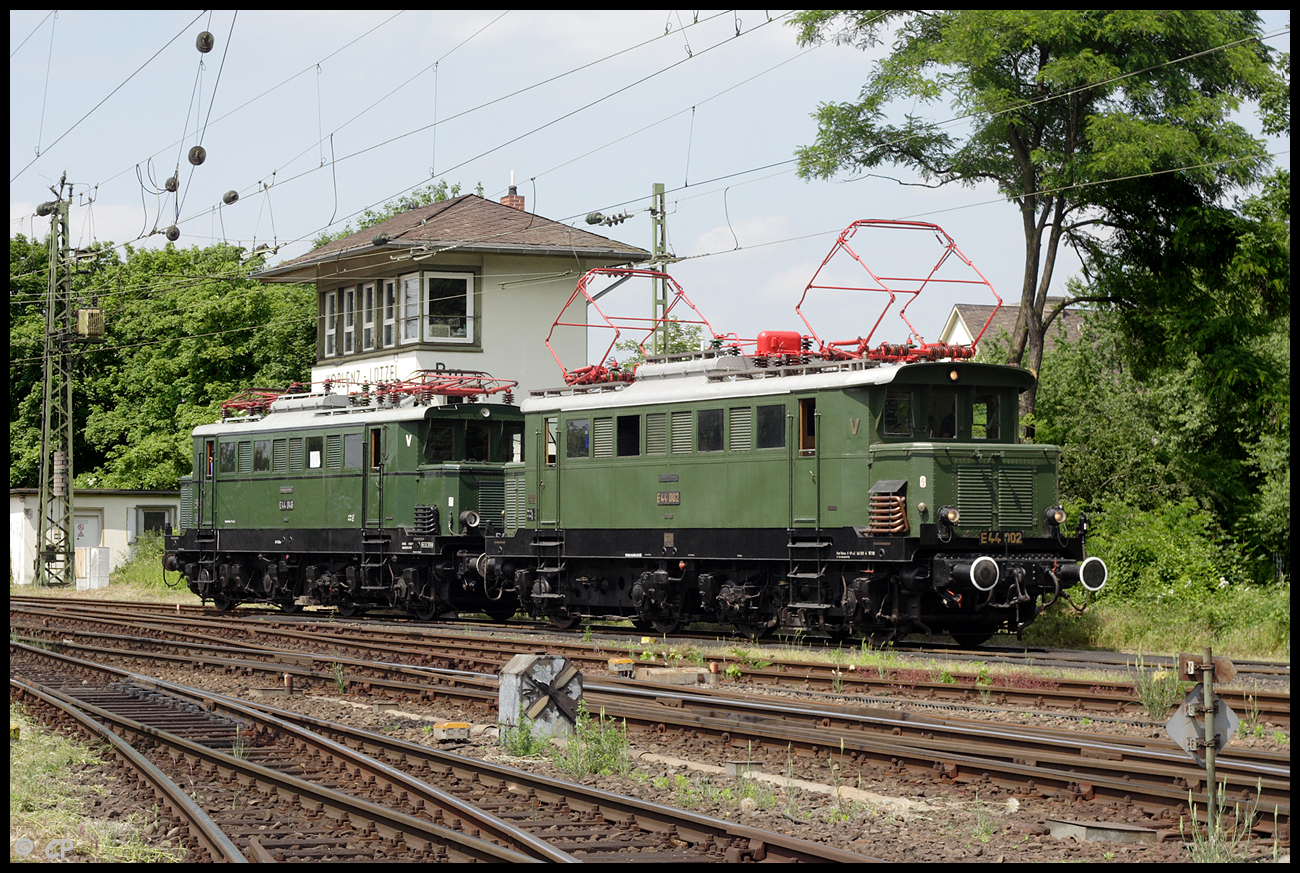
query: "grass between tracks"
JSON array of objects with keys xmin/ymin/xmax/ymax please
[{"xmin": 9, "ymin": 702, "xmax": 187, "ymax": 862}]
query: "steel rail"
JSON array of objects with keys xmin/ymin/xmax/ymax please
[{"xmin": 11, "ymin": 676, "xmax": 249, "ymax": 863}]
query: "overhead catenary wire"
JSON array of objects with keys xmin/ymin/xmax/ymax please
[
  {"xmin": 10, "ymin": 10, "xmax": 206, "ymax": 184},
  {"xmin": 13, "ymin": 14, "xmax": 1284, "ymax": 312}
]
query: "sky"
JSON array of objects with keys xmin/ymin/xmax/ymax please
[{"xmin": 10, "ymin": 10, "xmax": 1291, "ymax": 363}]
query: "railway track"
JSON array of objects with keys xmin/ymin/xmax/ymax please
[
  {"xmin": 11, "ymin": 624, "xmax": 1289, "ymax": 841},
  {"xmin": 12, "ymin": 597, "xmax": 1289, "ymax": 728},
  {"xmin": 11, "ymin": 643, "xmax": 876, "ymax": 863}
]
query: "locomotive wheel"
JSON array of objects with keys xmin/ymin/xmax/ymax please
[
  {"xmin": 336, "ymin": 604, "xmax": 366, "ymax": 618},
  {"xmin": 651, "ymin": 619, "xmax": 682, "ymax": 635},
  {"xmin": 276, "ymin": 598, "xmax": 303, "ymax": 615},
  {"xmin": 213, "ymin": 594, "xmax": 237, "ymax": 612},
  {"xmin": 549, "ymin": 613, "xmax": 581, "ymax": 630},
  {"xmin": 409, "ymin": 605, "xmax": 437, "ymax": 621},
  {"xmin": 630, "ymin": 618, "xmax": 654, "ymax": 632}
]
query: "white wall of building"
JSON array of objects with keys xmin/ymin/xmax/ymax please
[
  {"xmin": 10, "ymin": 490, "xmax": 179, "ymax": 587},
  {"xmin": 311, "ymin": 254, "xmax": 589, "ymax": 397}
]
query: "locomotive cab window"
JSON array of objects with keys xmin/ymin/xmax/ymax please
[
  {"xmin": 545, "ymin": 417, "xmax": 558, "ymax": 467},
  {"xmin": 927, "ymin": 388, "xmax": 958, "ymax": 440},
  {"xmin": 883, "ymin": 390, "xmax": 913, "ymax": 438},
  {"xmin": 972, "ymin": 393, "xmax": 1000, "ymax": 441},
  {"xmin": 505, "ymin": 422, "xmax": 524, "ymax": 462},
  {"xmin": 465, "ymin": 421, "xmax": 490, "ymax": 462},
  {"xmin": 425, "ymin": 421, "xmax": 454, "ymax": 464}
]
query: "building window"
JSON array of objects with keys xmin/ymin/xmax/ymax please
[
  {"xmin": 324, "ymin": 291, "xmax": 337, "ymax": 357},
  {"xmin": 361, "ymin": 282, "xmax": 376, "ymax": 351},
  {"xmin": 424, "ymin": 272, "xmax": 474, "ymax": 343},
  {"xmin": 383, "ymin": 279, "xmax": 397, "ymax": 348},
  {"xmin": 342, "ymin": 286, "xmax": 356, "ymax": 354},
  {"xmin": 401, "ymin": 274, "xmax": 420, "ymax": 344}
]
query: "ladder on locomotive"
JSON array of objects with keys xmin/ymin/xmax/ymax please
[{"xmin": 786, "ymin": 530, "xmax": 834, "ymax": 609}]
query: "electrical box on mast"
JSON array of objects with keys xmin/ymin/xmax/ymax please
[{"xmin": 76, "ymin": 308, "xmax": 104, "ymax": 341}]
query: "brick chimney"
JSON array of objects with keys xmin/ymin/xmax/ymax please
[
  {"xmin": 500, "ymin": 185, "xmax": 525, "ymax": 211},
  {"xmin": 500, "ymin": 171, "xmax": 525, "ymax": 211}
]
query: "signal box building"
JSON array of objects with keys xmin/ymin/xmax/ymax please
[{"xmin": 253, "ymin": 190, "xmax": 650, "ymax": 397}]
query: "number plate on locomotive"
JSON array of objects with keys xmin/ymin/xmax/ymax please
[{"xmin": 979, "ymin": 530, "xmax": 1022, "ymax": 544}]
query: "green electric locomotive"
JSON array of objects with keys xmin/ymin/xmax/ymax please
[
  {"xmin": 164, "ymin": 372, "xmax": 523, "ymax": 618},
  {"xmin": 482, "ymin": 349, "xmax": 1105, "ymax": 643}
]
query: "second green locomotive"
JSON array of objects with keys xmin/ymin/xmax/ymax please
[{"xmin": 165, "ymin": 373, "xmax": 523, "ymax": 619}]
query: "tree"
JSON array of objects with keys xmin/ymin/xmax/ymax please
[
  {"xmin": 9, "ymin": 239, "xmax": 315, "ymax": 490},
  {"xmin": 791, "ymin": 11, "xmax": 1284, "ymax": 425}
]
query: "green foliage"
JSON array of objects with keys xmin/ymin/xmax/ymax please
[
  {"xmin": 613, "ymin": 318, "xmax": 704, "ymax": 372},
  {"xmin": 789, "ymin": 10, "xmax": 1285, "ymax": 391},
  {"xmin": 311, "ymin": 180, "xmax": 484, "ymax": 250},
  {"xmin": 1088, "ymin": 498, "xmax": 1241, "ymax": 605},
  {"xmin": 499, "ymin": 716, "xmax": 548, "ymax": 757},
  {"xmin": 9, "ymin": 236, "xmax": 315, "ymax": 490},
  {"xmin": 550, "ymin": 701, "xmax": 631, "ymax": 778}
]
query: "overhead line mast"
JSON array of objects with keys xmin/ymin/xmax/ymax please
[{"xmin": 34, "ymin": 174, "xmax": 104, "ymax": 587}]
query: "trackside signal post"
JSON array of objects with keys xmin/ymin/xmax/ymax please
[{"xmin": 1166, "ymin": 647, "xmax": 1239, "ymax": 843}]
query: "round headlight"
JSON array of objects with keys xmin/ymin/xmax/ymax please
[
  {"xmin": 1044, "ymin": 506, "xmax": 1066, "ymax": 526},
  {"xmin": 938, "ymin": 505, "xmax": 960, "ymax": 525}
]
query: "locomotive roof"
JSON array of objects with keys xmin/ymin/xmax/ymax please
[
  {"xmin": 521, "ymin": 355, "xmax": 1035, "ymax": 414},
  {"xmin": 193, "ymin": 395, "xmax": 516, "ymax": 436}
]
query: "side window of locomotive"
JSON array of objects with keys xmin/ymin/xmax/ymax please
[
  {"xmin": 254, "ymin": 440, "xmax": 271, "ymax": 473},
  {"xmin": 343, "ymin": 433, "xmax": 363, "ymax": 468},
  {"xmin": 927, "ymin": 389, "xmax": 958, "ymax": 440},
  {"xmin": 425, "ymin": 422, "xmax": 454, "ymax": 464},
  {"xmin": 972, "ymin": 392, "xmax": 1000, "ymax": 441},
  {"xmin": 882, "ymin": 390, "xmax": 912, "ymax": 438},
  {"xmin": 566, "ymin": 419, "xmax": 590, "ymax": 459},
  {"xmin": 545, "ymin": 417, "xmax": 558, "ymax": 467},
  {"xmin": 798, "ymin": 398, "xmax": 816, "ymax": 455},
  {"xmin": 617, "ymin": 414, "xmax": 641, "ymax": 457},
  {"xmin": 218, "ymin": 441, "xmax": 237, "ymax": 474},
  {"xmin": 697, "ymin": 409, "xmax": 723, "ymax": 453},
  {"xmin": 756, "ymin": 404, "xmax": 785, "ymax": 449},
  {"xmin": 306, "ymin": 436, "xmax": 323, "ymax": 470},
  {"xmin": 465, "ymin": 422, "xmax": 490, "ymax": 462}
]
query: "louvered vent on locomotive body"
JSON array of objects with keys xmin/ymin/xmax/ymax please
[
  {"xmin": 477, "ymin": 479, "xmax": 506, "ymax": 533},
  {"xmin": 957, "ymin": 465, "xmax": 1036, "ymax": 529}
]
